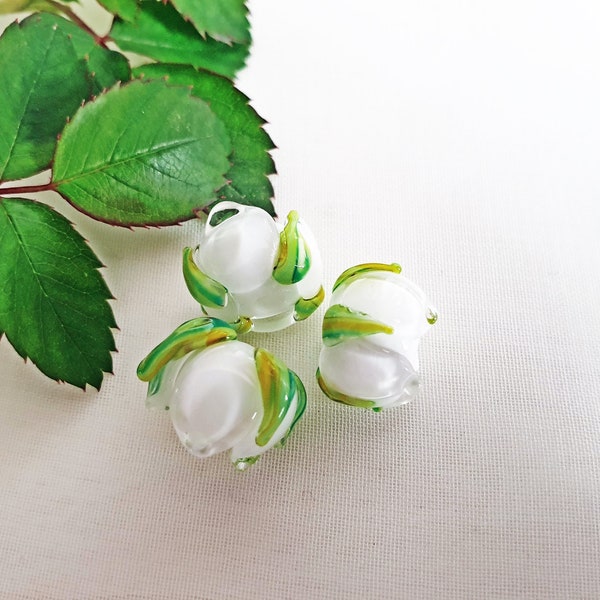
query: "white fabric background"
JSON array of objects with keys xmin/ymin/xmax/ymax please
[{"xmin": 1, "ymin": 1, "xmax": 600, "ymax": 598}]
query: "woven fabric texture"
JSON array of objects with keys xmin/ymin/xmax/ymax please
[{"xmin": 1, "ymin": 1, "xmax": 599, "ymax": 598}]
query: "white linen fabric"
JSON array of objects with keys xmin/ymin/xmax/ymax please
[{"xmin": 1, "ymin": 1, "xmax": 599, "ymax": 598}]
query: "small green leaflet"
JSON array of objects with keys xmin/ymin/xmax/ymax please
[
  {"xmin": 0, "ymin": 198, "xmax": 116, "ymax": 390},
  {"xmin": 170, "ymin": 0, "xmax": 250, "ymax": 45},
  {"xmin": 61, "ymin": 16, "xmax": 130, "ymax": 95},
  {"xmin": 96, "ymin": 0, "xmax": 139, "ymax": 21},
  {"xmin": 0, "ymin": 0, "xmax": 72, "ymax": 15},
  {"xmin": 0, "ymin": 13, "xmax": 129, "ymax": 182},
  {"xmin": 110, "ymin": 1, "xmax": 249, "ymax": 80},
  {"xmin": 134, "ymin": 64, "xmax": 275, "ymax": 215},
  {"xmin": 0, "ymin": 14, "xmax": 88, "ymax": 181},
  {"xmin": 52, "ymin": 80, "xmax": 232, "ymax": 226}
]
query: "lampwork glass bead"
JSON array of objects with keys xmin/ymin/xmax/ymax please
[
  {"xmin": 183, "ymin": 201, "xmax": 324, "ymax": 332},
  {"xmin": 317, "ymin": 263, "xmax": 437, "ymax": 410},
  {"xmin": 137, "ymin": 317, "xmax": 306, "ymax": 470}
]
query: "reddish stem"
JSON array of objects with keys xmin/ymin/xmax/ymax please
[
  {"xmin": 46, "ymin": 0, "xmax": 111, "ymax": 49},
  {"xmin": 0, "ymin": 182, "xmax": 56, "ymax": 196}
]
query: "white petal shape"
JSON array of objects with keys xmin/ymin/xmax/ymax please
[
  {"xmin": 319, "ymin": 339, "xmax": 420, "ymax": 408},
  {"xmin": 235, "ymin": 276, "xmax": 299, "ymax": 317},
  {"xmin": 230, "ymin": 393, "xmax": 298, "ymax": 462},
  {"xmin": 167, "ymin": 342, "xmax": 262, "ymax": 458},
  {"xmin": 197, "ymin": 204, "xmax": 279, "ymax": 294}
]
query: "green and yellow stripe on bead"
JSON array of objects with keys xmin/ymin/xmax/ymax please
[
  {"xmin": 182, "ymin": 246, "xmax": 228, "ymax": 308},
  {"xmin": 272, "ymin": 210, "xmax": 311, "ymax": 285},
  {"xmin": 322, "ymin": 304, "xmax": 393, "ymax": 347},
  {"xmin": 332, "ymin": 262, "xmax": 402, "ymax": 292},
  {"xmin": 281, "ymin": 371, "xmax": 307, "ymax": 445},
  {"xmin": 254, "ymin": 348, "xmax": 299, "ymax": 447},
  {"xmin": 316, "ymin": 368, "xmax": 378, "ymax": 410},
  {"xmin": 137, "ymin": 317, "xmax": 237, "ymax": 383},
  {"xmin": 294, "ymin": 286, "xmax": 325, "ymax": 321}
]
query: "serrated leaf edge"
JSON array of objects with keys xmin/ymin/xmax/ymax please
[
  {"xmin": 0, "ymin": 197, "xmax": 117, "ymax": 390},
  {"xmin": 110, "ymin": 7, "xmax": 250, "ymax": 80},
  {"xmin": 133, "ymin": 66, "xmax": 276, "ymax": 208},
  {"xmin": 169, "ymin": 0, "xmax": 251, "ymax": 46},
  {"xmin": 51, "ymin": 79, "xmax": 234, "ymax": 227}
]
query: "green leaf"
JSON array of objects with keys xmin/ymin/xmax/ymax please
[
  {"xmin": 52, "ymin": 80, "xmax": 232, "ymax": 226},
  {"xmin": 0, "ymin": 14, "xmax": 89, "ymax": 181},
  {"xmin": 0, "ymin": 197, "xmax": 116, "ymax": 390},
  {"xmin": 0, "ymin": 0, "xmax": 64, "ymax": 14},
  {"xmin": 0, "ymin": 0, "xmax": 79, "ymax": 14},
  {"xmin": 134, "ymin": 64, "xmax": 275, "ymax": 214},
  {"xmin": 0, "ymin": 13, "xmax": 130, "ymax": 182},
  {"xmin": 170, "ymin": 0, "xmax": 250, "ymax": 45},
  {"xmin": 96, "ymin": 0, "xmax": 139, "ymax": 21},
  {"xmin": 110, "ymin": 1, "xmax": 249, "ymax": 79},
  {"xmin": 60, "ymin": 17, "xmax": 131, "ymax": 95}
]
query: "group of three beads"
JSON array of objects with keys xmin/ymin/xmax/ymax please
[{"xmin": 137, "ymin": 202, "xmax": 437, "ymax": 470}]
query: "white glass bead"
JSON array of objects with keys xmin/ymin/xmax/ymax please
[
  {"xmin": 184, "ymin": 202, "xmax": 324, "ymax": 332},
  {"xmin": 138, "ymin": 318, "xmax": 307, "ymax": 469},
  {"xmin": 317, "ymin": 264, "xmax": 437, "ymax": 410}
]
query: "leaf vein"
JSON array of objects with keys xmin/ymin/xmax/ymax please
[
  {"xmin": 0, "ymin": 204, "xmax": 98, "ymax": 374},
  {"xmin": 56, "ymin": 137, "xmax": 199, "ymax": 185}
]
